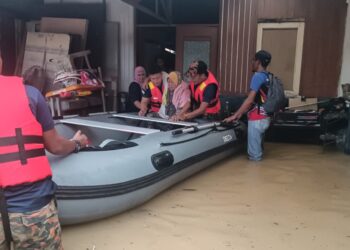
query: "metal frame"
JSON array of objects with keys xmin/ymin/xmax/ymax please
[
  {"xmin": 112, "ymin": 113, "xmax": 198, "ymax": 126},
  {"xmin": 122, "ymin": 0, "xmax": 173, "ymax": 24},
  {"xmin": 59, "ymin": 118, "xmax": 160, "ymax": 135}
]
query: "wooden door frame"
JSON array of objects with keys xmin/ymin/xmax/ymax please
[
  {"xmin": 256, "ymin": 22, "xmax": 305, "ymax": 94},
  {"xmin": 176, "ymin": 24, "xmax": 218, "ymax": 74}
]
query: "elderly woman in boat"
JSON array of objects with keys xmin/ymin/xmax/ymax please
[{"xmin": 158, "ymin": 71, "xmax": 191, "ymax": 121}]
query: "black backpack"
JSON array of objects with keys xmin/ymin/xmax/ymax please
[{"xmin": 259, "ymin": 72, "xmax": 286, "ymax": 114}]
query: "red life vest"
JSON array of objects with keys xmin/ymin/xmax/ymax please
[
  {"xmin": 0, "ymin": 76, "xmax": 52, "ymax": 188},
  {"xmin": 148, "ymin": 81, "xmax": 164, "ymax": 112},
  {"xmin": 190, "ymin": 71, "xmax": 221, "ymax": 115}
]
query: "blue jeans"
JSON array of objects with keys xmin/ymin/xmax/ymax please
[{"xmin": 248, "ymin": 118, "xmax": 271, "ymax": 161}]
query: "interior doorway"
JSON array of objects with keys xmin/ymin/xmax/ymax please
[
  {"xmin": 133, "ymin": 1, "xmax": 220, "ymax": 76},
  {"xmin": 176, "ymin": 25, "xmax": 218, "ymax": 75},
  {"xmin": 257, "ymin": 22, "xmax": 305, "ymax": 95},
  {"xmin": 136, "ymin": 27, "xmax": 176, "ymax": 73}
]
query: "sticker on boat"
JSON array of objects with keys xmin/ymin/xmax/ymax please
[{"xmin": 223, "ymin": 134, "xmax": 233, "ymax": 143}]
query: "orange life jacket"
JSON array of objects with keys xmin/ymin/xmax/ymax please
[
  {"xmin": 190, "ymin": 71, "xmax": 221, "ymax": 115},
  {"xmin": 0, "ymin": 76, "xmax": 52, "ymax": 188},
  {"xmin": 148, "ymin": 81, "xmax": 164, "ymax": 112}
]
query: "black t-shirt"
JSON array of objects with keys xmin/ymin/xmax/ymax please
[
  {"xmin": 193, "ymin": 83, "xmax": 217, "ymax": 104},
  {"xmin": 126, "ymin": 82, "xmax": 144, "ymax": 112}
]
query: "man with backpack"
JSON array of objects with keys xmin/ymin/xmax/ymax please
[{"xmin": 224, "ymin": 50, "xmax": 283, "ymax": 161}]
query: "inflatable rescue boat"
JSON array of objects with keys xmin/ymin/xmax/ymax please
[{"xmin": 48, "ymin": 113, "xmax": 246, "ymax": 225}]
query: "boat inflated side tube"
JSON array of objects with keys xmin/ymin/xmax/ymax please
[{"xmin": 151, "ymin": 151, "xmax": 174, "ymax": 170}]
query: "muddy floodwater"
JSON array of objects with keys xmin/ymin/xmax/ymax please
[{"xmin": 62, "ymin": 143, "xmax": 350, "ymax": 250}]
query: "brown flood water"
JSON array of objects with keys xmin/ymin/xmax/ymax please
[{"xmin": 62, "ymin": 143, "xmax": 350, "ymax": 250}]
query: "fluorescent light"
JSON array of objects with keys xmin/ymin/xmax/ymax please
[{"xmin": 165, "ymin": 48, "xmax": 176, "ymax": 54}]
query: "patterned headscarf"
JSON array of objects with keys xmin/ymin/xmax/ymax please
[{"xmin": 168, "ymin": 71, "xmax": 182, "ymax": 86}]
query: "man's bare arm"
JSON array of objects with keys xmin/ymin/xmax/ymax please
[{"xmin": 43, "ymin": 129, "xmax": 88, "ymax": 155}]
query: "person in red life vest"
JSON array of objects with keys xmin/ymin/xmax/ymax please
[
  {"xmin": 176, "ymin": 60, "xmax": 221, "ymax": 121},
  {"xmin": 224, "ymin": 50, "xmax": 272, "ymax": 161},
  {"xmin": 0, "ymin": 54, "xmax": 88, "ymax": 249},
  {"xmin": 138, "ymin": 64, "xmax": 168, "ymax": 117}
]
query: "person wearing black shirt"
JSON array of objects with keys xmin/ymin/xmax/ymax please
[
  {"xmin": 177, "ymin": 60, "xmax": 221, "ymax": 120},
  {"xmin": 126, "ymin": 66, "xmax": 147, "ymax": 112}
]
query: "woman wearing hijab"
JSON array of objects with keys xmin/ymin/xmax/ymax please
[
  {"xmin": 126, "ymin": 66, "xmax": 147, "ymax": 112},
  {"xmin": 158, "ymin": 71, "xmax": 191, "ymax": 120}
]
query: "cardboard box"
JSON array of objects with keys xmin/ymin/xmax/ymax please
[{"xmin": 288, "ymin": 96, "xmax": 318, "ymax": 111}]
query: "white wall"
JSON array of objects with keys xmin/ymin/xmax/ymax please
[
  {"xmin": 339, "ymin": 2, "xmax": 350, "ymax": 96},
  {"xmin": 44, "ymin": 0, "xmax": 135, "ymax": 93},
  {"xmin": 105, "ymin": 0, "xmax": 135, "ymax": 92}
]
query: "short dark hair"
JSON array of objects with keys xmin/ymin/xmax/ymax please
[
  {"xmin": 255, "ymin": 50, "xmax": 272, "ymax": 68},
  {"xmin": 195, "ymin": 60, "xmax": 209, "ymax": 77},
  {"xmin": 148, "ymin": 64, "xmax": 163, "ymax": 75},
  {"xmin": 23, "ymin": 66, "xmax": 48, "ymax": 94}
]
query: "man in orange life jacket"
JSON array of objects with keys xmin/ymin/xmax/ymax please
[
  {"xmin": 176, "ymin": 60, "xmax": 220, "ymax": 121},
  {"xmin": 224, "ymin": 50, "xmax": 272, "ymax": 161},
  {"xmin": 139, "ymin": 65, "xmax": 168, "ymax": 116},
  {"xmin": 0, "ymin": 54, "xmax": 88, "ymax": 249}
]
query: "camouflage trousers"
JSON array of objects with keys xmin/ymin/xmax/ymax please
[{"xmin": 0, "ymin": 199, "xmax": 63, "ymax": 250}]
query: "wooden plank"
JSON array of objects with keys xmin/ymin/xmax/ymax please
[
  {"xmin": 246, "ymin": 0, "xmax": 259, "ymax": 93},
  {"xmin": 299, "ymin": 0, "xmax": 347, "ymax": 97},
  {"xmin": 218, "ymin": 0, "xmax": 347, "ymax": 97},
  {"xmin": 219, "ymin": 0, "xmax": 230, "ymax": 93},
  {"xmin": 219, "ymin": 0, "xmax": 258, "ymax": 95}
]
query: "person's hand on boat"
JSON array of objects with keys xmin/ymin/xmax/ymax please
[
  {"xmin": 138, "ymin": 108, "xmax": 147, "ymax": 116},
  {"xmin": 71, "ymin": 130, "xmax": 89, "ymax": 150},
  {"xmin": 176, "ymin": 113, "xmax": 187, "ymax": 121},
  {"xmin": 223, "ymin": 113, "xmax": 241, "ymax": 123},
  {"xmin": 170, "ymin": 115, "xmax": 179, "ymax": 122}
]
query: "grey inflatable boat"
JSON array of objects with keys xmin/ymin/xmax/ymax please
[{"xmin": 49, "ymin": 113, "xmax": 246, "ymax": 225}]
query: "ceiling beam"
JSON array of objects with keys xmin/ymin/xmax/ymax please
[
  {"xmin": 155, "ymin": 0, "xmax": 159, "ymax": 15},
  {"xmin": 159, "ymin": 0, "xmax": 171, "ymax": 24},
  {"xmin": 122, "ymin": 0, "xmax": 168, "ymax": 24}
]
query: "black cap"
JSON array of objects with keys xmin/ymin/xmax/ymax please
[
  {"xmin": 188, "ymin": 60, "xmax": 209, "ymax": 77},
  {"xmin": 255, "ymin": 50, "xmax": 271, "ymax": 67},
  {"xmin": 196, "ymin": 61, "xmax": 208, "ymax": 75}
]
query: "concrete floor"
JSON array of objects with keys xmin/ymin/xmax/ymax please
[{"xmin": 62, "ymin": 143, "xmax": 350, "ymax": 250}]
